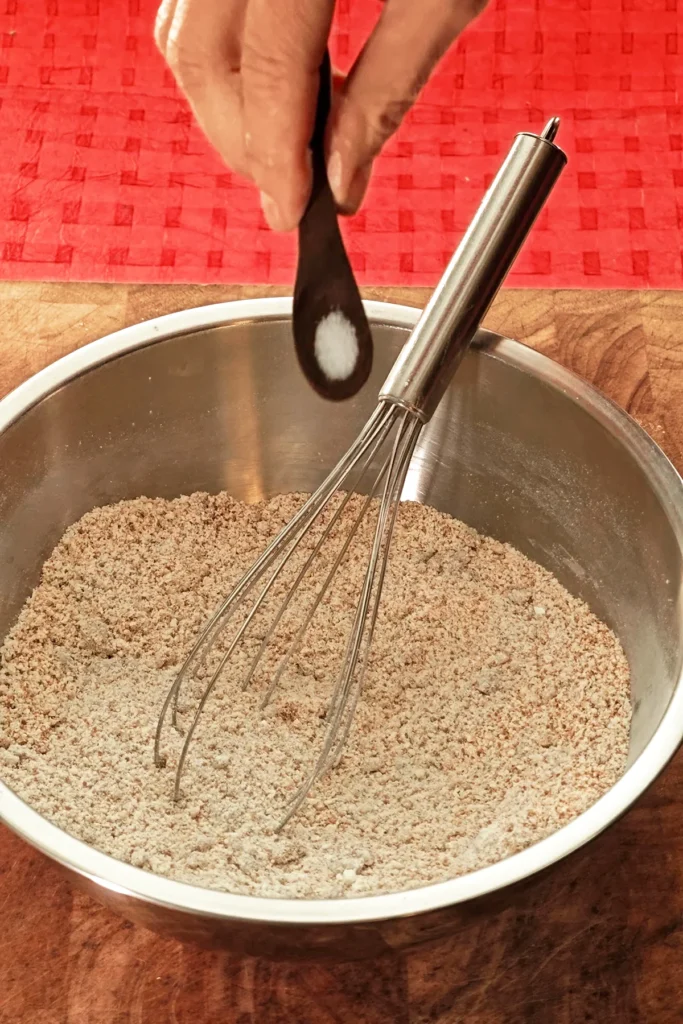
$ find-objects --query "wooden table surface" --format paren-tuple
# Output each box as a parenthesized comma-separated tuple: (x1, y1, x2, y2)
(2, 282, 683, 1023)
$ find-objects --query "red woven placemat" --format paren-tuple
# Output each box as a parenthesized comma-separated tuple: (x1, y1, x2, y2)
(0, 0, 681, 288)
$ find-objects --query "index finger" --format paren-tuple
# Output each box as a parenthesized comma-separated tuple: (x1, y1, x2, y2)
(241, 0, 335, 231)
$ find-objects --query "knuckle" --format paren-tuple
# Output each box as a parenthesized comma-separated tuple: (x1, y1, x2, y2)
(240, 41, 292, 91)
(376, 98, 411, 139)
(365, 96, 412, 151)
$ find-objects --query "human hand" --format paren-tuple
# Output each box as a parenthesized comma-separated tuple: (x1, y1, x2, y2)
(155, 0, 487, 231)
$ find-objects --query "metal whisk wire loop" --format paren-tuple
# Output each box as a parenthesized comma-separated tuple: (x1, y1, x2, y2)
(155, 403, 421, 820)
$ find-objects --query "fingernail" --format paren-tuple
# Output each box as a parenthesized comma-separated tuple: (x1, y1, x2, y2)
(340, 163, 372, 216)
(260, 191, 284, 231)
(327, 151, 343, 203)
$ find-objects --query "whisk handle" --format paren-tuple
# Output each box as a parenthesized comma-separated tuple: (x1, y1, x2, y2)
(379, 119, 567, 421)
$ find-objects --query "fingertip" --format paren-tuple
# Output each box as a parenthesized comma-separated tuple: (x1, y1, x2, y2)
(326, 152, 372, 215)
(260, 191, 287, 232)
(253, 149, 312, 232)
(325, 97, 375, 213)
(327, 150, 344, 203)
(339, 164, 373, 215)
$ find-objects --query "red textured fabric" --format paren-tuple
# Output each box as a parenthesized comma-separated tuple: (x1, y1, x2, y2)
(0, 0, 681, 288)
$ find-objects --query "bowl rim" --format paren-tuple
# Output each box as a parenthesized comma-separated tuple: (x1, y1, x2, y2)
(1, 295, 683, 927)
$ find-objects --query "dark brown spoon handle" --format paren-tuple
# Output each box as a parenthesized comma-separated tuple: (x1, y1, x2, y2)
(292, 50, 373, 402)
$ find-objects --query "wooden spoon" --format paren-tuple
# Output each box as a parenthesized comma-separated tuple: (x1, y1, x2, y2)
(292, 50, 373, 401)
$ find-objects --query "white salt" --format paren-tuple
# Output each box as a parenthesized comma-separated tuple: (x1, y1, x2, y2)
(313, 310, 359, 381)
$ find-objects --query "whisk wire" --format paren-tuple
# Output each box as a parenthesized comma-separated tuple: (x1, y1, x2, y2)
(258, 461, 390, 711)
(325, 414, 422, 773)
(278, 408, 421, 828)
(154, 403, 396, 790)
(175, 404, 392, 713)
(242, 428, 395, 701)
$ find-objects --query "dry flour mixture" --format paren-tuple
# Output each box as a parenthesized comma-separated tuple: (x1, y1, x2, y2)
(0, 492, 631, 898)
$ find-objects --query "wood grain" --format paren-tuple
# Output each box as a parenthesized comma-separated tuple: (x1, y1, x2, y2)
(1, 283, 683, 1023)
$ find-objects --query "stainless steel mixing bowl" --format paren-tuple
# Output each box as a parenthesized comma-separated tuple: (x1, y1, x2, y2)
(1, 298, 683, 960)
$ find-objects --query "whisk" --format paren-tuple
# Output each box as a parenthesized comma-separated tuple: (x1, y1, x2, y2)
(155, 119, 567, 828)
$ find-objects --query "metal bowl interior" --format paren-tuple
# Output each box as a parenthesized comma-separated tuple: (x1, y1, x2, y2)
(1, 298, 683, 959)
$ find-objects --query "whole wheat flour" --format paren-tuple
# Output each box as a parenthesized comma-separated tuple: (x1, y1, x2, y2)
(0, 492, 631, 899)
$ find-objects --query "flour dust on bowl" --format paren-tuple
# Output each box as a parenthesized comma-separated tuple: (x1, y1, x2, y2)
(0, 299, 682, 960)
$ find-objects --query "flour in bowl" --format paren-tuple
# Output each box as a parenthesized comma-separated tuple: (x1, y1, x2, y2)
(0, 492, 631, 898)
